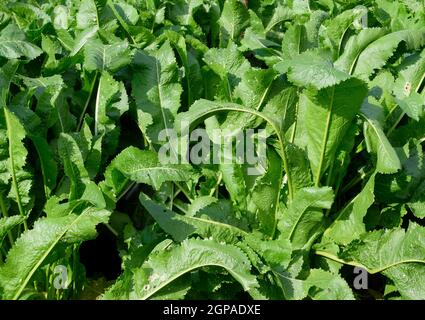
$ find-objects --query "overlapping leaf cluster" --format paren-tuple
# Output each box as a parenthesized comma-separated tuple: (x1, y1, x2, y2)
(0, 0, 425, 300)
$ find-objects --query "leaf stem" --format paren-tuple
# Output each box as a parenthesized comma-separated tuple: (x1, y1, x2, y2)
(169, 183, 174, 210)
(174, 182, 193, 203)
(77, 71, 98, 132)
(290, 102, 299, 144)
(4, 109, 28, 231)
(315, 250, 425, 274)
(209, 172, 223, 197)
(94, 75, 102, 136)
(315, 87, 336, 187)
(104, 223, 119, 237)
(117, 181, 137, 201)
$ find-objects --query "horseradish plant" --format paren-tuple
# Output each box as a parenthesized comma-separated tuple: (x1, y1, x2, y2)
(0, 0, 424, 300)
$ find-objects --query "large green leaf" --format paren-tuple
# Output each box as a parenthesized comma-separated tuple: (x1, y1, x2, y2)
(218, 0, 249, 46)
(0, 215, 24, 245)
(323, 173, 376, 245)
(219, 163, 248, 211)
(275, 49, 350, 90)
(164, 30, 203, 107)
(104, 146, 193, 193)
(76, 0, 100, 30)
(0, 205, 110, 300)
(2, 108, 32, 218)
(0, 60, 19, 108)
(167, 0, 203, 31)
(30, 135, 57, 197)
(175, 99, 295, 199)
(103, 239, 258, 300)
(203, 43, 250, 102)
(323, 7, 368, 57)
(0, 24, 42, 60)
(92, 71, 129, 156)
(302, 78, 368, 184)
(363, 115, 401, 174)
(306, 269, 355, 300)
(335, 28, 388, 74)
(132, 41, 182, 145)
(139, 193, 247, 243)
(58, 133, 90, 200)
(278, 186, 334, 249)
(352, 29, 425, 79)
(84, 39, 132, 72)
(249, 149, 282, 237)
(318, 223, 425, 299)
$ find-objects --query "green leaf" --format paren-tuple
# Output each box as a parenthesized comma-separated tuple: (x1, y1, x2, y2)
(393, 49, 425, 99)
(92, 71, 129, 157)
(132, 41, 182, 145)
(396, 93, 424, 121)
(164, 30, 203, 107)
(306, 269, 355, 300)
(265, 5, 295, 32)
(363, 116, 401, 174)
(84, 39, 132, 72)
(234, 68, 276, 110)
(0, 215, 24, 245)
(278, 186, 334, 249)
(175, 99, 297, 199)
(335, 28, 387, 74)
(321, 223, 425, 299)
(0, 205, 110, 300)
(275, 49, 351, 90)
(76, 0, 100, 30)
(70, 27, 99, 56)
(139, 193, 247, 243)
(218, 0, 250, 46)
(250, 149, 282, 236)
(168, 0, 204, 30)
(285, 143, 313, 192)
(105, 239, 258, 300)
(2, 108, 32, 218)
(104, 146, 193, 193)
(0, 24, 42, 60)
(302, 78, 368, 184)
(30, 135, 57, 197)
(0, 60, 19, 108)
(323, 173, 377, 245)
(352, 29, 425, 79)
(274, 252, 309, 300)
(203, 43, 250, 101)
(58, 133, 89, 200)
(112, 1, 139, 25)
(324, 7, 368, 56)
(220, 163, 248, 211)
(281, 24, 304, 60)
(245, 234, 292, 269)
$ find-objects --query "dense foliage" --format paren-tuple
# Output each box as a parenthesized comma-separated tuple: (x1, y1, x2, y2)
(1, 0, 425, 300)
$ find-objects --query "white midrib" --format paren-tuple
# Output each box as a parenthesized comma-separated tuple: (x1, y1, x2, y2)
(155, 56, 178, 158)
(155, 57, 169, 131)
(94, 76, 102, 136)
